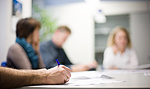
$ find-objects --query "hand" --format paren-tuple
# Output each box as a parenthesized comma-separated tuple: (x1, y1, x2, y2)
(113, 44, 119, 55)
(44, 65, 71, 84)
(71, 61, 98, 72)
(32, 28, 40, 52)
(32, 40, 39, 52)
(110, 67, 118, 70)
(87, 61, 98, 69)
(71, 64, 89, 72)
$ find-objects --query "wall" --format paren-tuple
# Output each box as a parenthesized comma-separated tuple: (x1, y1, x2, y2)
(0, 0, 8, 64)
(130, 12, 150, 65)
(0, 0, 32, 64)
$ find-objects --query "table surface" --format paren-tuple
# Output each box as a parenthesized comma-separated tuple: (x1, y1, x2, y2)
(19, 69, 150, 89)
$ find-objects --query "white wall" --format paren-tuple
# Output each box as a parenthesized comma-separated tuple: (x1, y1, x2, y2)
(0, 0, 8, 64)
(0, 0, 32, 64)
(130, 12, 150, 65)
(46, 3, 95, 64)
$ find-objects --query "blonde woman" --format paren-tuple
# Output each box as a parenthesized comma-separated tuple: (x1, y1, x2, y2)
(103, 26, 138, 69)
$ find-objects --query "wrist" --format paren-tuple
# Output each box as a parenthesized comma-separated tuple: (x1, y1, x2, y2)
(31, 69, 48, 85)
(35, 51, 40, 55)
(39, 70, 49, 84)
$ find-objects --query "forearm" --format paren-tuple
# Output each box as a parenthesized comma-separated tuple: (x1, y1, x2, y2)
(0, 67, 46, 89)
(36, 52, 46, 68)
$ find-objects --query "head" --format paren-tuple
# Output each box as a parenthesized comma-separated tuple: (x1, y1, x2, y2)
(52, 26, 71, 47)
(107, 26, 132, 49)
(16, 18, 41, 44)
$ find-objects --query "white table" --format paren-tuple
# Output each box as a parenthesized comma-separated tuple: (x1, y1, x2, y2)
(19, 69, 150, 89)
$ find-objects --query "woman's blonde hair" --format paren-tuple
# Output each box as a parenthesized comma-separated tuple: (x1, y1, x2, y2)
(107, 26, 132, 48)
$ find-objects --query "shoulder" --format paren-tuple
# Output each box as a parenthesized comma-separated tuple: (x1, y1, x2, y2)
(8, 43, 24, 53)
(40, 40, 56, 53)
(104, 47, 113, 52)
(7, 43, 27, 59)
(40, 40, 51, 48)
(126, 47, 136, 53)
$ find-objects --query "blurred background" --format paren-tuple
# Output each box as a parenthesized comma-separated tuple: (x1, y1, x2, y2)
(0, 0, 150, 66)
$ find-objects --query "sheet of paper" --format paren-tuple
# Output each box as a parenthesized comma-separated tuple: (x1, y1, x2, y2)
(71, 71, 102, 79)
(66, 78, 124, 86)
(144, 72, 150, 76)
(66, 71, 124, 86)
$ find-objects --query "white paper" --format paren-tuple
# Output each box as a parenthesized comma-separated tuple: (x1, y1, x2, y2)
(144, 72, 150, 76)
(71, 71, 102, 79)
(66, 71, 124, 86)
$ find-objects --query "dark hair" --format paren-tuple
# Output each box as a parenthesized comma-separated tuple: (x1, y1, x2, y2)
(57, 26, 71, 34)
(16, 18, 41, 38)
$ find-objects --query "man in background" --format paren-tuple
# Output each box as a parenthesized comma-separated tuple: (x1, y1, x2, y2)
(40, 26, 97, 72)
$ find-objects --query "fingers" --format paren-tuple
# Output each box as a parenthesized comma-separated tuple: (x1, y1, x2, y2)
(63, 74, 69, 83)
(60, 65, 71, 78)
(56, 67, 70, 84)
(57, 65, 71, 83)
(87, 61, 98, 69)
(60, 65, 71, 72)
(46, 66, 71, 85)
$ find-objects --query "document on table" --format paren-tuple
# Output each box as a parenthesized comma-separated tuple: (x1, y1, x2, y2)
(66, 71, 124, 86)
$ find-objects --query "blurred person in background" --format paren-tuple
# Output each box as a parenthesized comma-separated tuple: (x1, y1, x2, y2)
(7, 18, 45, 69)
(103, 26, 138, 69)
(40, 26, 97, 72)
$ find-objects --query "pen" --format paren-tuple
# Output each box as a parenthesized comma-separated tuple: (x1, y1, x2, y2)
(55, 59, 60, 67)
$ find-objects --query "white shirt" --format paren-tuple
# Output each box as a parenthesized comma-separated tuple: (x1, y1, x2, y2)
(103, 47, 139, 69)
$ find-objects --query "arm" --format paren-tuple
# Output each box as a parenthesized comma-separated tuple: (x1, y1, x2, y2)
(61, 49, 73, 68)
(126, 48, 139, 69)
(0, 65, 71, 89)
(0, 67, 43, 88)
(61, 49, 98, 72)
(103, 47, 116, 69)
(7, 44, 32, 69)
(36, 51, 45, 68)
(40, 45, 58, 69)
(31, 39, 45, 69)
(71, 61, 98, 72)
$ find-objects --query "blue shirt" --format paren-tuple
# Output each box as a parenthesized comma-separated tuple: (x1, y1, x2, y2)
(40, 40, 73, 69)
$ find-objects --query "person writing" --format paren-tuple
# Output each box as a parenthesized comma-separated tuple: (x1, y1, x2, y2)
(40, 26, 97, 72)
(7, 18, 45, 69)
(0, 65, 71, 89)
(103, 26, 138, 69)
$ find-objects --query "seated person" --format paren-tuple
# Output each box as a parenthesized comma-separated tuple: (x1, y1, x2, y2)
(103, 26, 139, 69)
(40, 26, 97, 72)
(7, 18, 45, 69)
